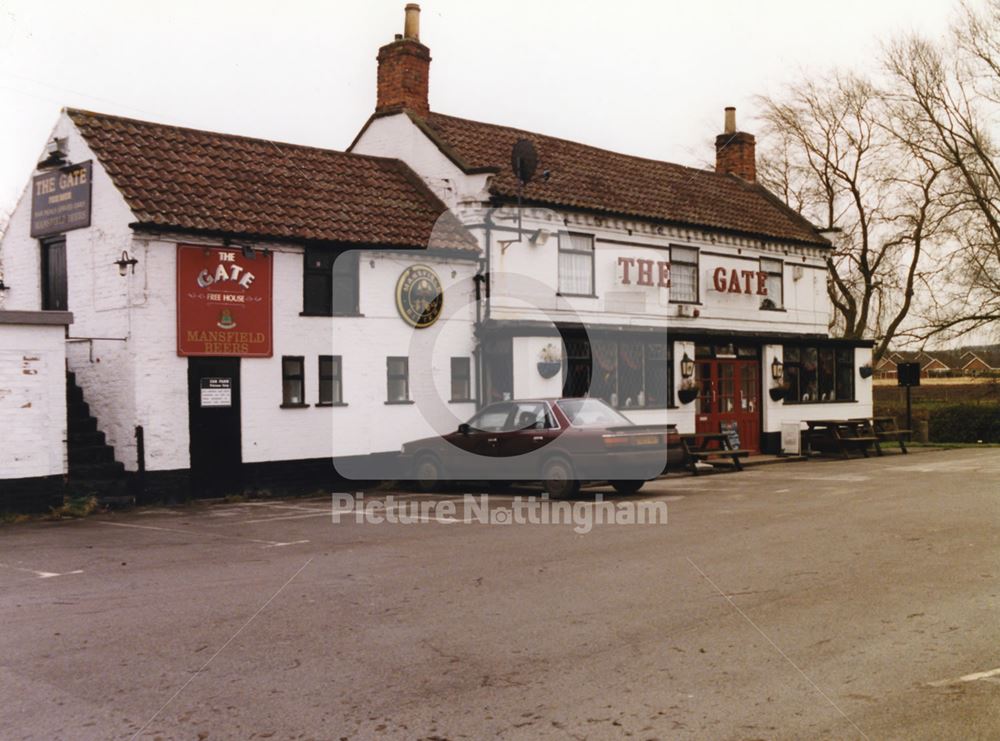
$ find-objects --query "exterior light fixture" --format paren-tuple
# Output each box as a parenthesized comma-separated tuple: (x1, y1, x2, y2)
(114, 250, 138, 276)
(680, 352, 695, 379)
(771, 356, 784, 381)
(0, 276, 9, 292)
(37, 137, 68, 169)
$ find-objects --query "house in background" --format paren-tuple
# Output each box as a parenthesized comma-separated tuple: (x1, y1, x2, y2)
(874, 347, 1000, 380)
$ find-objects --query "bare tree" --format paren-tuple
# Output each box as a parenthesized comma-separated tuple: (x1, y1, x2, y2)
(884, 0, 1000, 343)
(757, 73, 949, 360)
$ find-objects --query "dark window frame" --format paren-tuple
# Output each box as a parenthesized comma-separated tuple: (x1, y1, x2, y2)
(669, 245, 699, 304)
(557, 232, 596, 297)
(302, 248, 361, 317)
(782, 344, 855, 404)
(386, 356, 412, 405)
(317, 355, 345, 406)
(40, 234, 68, 311)
(450, 356, 473, 403)
(565, 335, 672, 410)
(280, 356, 308, 408)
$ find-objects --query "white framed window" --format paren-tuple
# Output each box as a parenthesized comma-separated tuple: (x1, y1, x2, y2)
(558, 233, 595, 296)
(669, 246, 699, 303)
(760, 257, 783, 309)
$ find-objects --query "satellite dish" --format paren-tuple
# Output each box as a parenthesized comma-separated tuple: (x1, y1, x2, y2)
(511, 139, 538, 184)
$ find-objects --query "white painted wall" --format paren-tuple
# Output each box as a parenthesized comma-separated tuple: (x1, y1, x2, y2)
(0, 321, 68, 480)
(350, 113, 492, 209)
(0, 112, 141, 471)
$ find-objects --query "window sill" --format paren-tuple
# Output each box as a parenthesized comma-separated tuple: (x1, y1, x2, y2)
(760, 306, 787, 312)
(279, 403, 310, 409)
(450, 398, 474, 404)
(615, 406, 670, 412)
(385, 400, 415, 405)
(783, 399, 858, 405)
(557, 292, 599, 299)
(316, 402, 348, 407)
(669, 300, 702, 306)
(299, 311, 365, 318)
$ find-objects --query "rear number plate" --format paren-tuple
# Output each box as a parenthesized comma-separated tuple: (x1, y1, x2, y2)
(634, 435, 660, 446)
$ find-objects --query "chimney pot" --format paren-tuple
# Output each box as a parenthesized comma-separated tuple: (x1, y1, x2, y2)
(404, 3, 420, 40)
(724, 106, 736, 135)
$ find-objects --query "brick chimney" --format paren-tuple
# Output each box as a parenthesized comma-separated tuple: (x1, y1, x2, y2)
(376, 4, 431, 116)
(715, 107, 756, 182)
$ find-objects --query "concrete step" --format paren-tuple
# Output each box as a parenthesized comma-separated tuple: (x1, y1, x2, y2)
(68, 445, 115, 465)
(69, 461, 126, 480)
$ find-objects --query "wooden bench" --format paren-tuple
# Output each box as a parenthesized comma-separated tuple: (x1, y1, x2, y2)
(870, 416, 912, 454)
(680, 432, 750, 475)
(805, 420, 879, 459)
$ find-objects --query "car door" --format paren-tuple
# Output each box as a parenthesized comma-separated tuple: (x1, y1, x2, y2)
(451, 403, 514, 478)
(502, 401, 560, 462)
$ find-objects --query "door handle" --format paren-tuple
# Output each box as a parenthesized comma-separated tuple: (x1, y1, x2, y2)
(487, 437, 499, 443)
(532, 435, 544, 441)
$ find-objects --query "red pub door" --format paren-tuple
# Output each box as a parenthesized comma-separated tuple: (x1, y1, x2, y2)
(695, 358, 761, 452)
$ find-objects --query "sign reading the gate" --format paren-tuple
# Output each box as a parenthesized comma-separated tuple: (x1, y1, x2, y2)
(30, 161, 93, 238)
(177, 245, 272, 357)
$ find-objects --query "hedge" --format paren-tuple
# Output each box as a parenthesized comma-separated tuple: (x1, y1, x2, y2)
(928, 403, 1000, 443)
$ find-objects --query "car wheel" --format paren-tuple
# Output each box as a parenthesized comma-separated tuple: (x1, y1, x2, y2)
(542, 457, 580, 499)
(414, 454, 446, 493)
(611, 480, 644, 495)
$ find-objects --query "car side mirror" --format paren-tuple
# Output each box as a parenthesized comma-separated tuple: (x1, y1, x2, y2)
(458, 423, 471, 435)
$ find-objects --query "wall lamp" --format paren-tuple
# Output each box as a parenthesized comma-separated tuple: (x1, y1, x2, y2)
(114, 250, 138, 276)
(0, 276, 9, 292)
(771, 356, 784, 381)
(680, 352, 695, 379)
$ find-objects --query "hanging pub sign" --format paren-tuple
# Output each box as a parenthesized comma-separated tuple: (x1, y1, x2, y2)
(395, 264, 443, 328)
(177, 245, 273, 357)
(30, 161, 93, 238)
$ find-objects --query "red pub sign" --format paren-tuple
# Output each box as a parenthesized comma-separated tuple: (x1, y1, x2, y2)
(176, 245, 273, 357)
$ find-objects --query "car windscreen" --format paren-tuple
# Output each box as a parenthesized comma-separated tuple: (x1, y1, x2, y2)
(556, 398, 632, 428)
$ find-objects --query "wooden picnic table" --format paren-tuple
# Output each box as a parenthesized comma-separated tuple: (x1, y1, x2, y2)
(871, 416, 912, 454)
(804, 419, 879, 459)
(680, 432, 751, 475)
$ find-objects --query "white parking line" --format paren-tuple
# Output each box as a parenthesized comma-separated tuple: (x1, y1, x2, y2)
(0, 562, 84, 579)
(97, 520, 309, 548)
(928, 667, 1000, 687)
(241, 511, 332, 525)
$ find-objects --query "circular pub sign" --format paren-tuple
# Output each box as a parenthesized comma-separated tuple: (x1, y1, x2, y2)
(395, 264, 444, 328)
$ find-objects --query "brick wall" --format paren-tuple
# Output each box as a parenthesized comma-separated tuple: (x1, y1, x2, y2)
(376, 39, 431, 116)
(715, 131, 756, 182)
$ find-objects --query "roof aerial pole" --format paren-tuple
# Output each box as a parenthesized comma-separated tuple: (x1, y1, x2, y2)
(511, 138, 537, 240)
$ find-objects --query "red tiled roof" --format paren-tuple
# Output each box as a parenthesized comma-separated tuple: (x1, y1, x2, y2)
(403, 111, 829, 247)
(67, 109, 477, 253)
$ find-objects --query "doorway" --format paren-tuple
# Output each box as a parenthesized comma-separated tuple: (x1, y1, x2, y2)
(40, 236, 67, 311)
(694, 357, 761, 452)
(187, 357, 242, 495)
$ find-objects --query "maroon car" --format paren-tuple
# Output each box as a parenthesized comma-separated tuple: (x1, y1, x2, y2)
(401, 398, 682, 497)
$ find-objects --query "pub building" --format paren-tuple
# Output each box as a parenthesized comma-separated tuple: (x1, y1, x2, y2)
(0, 5, 873, 503)
(350, 5, 874, 454)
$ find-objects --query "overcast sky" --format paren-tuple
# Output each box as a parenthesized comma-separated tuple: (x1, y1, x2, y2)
(0, 0, 958, 214)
